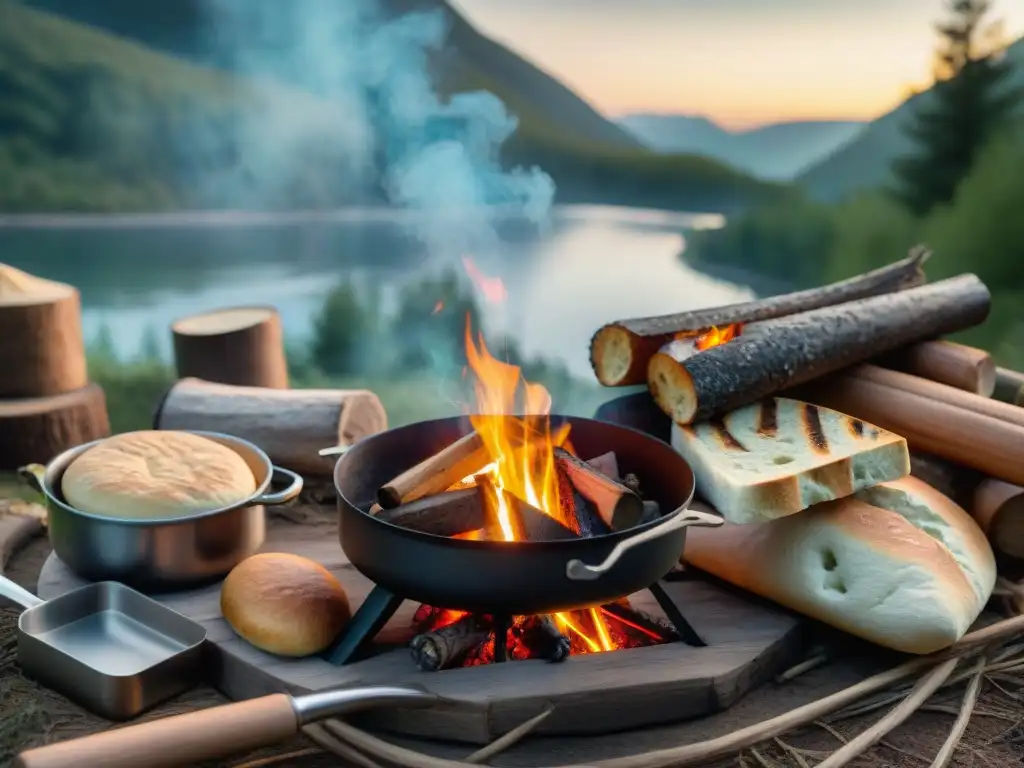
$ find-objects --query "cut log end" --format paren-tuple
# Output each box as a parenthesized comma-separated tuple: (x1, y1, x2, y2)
(647, 349, 698, 424)
(171, 306, 279, 336)
(590, 324, 654, 387)
(0, 263, 76, 307)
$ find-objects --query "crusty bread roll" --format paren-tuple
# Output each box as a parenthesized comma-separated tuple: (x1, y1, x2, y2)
(62, 430, 257, 518)
(683, 476, 996, 654)
(221, 553, 351, 657)
(671, 397, 909, 524)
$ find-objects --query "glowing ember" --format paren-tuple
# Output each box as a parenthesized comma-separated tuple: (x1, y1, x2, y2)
(461, 256, 508, 304)
(694, 323, 743, 351)
(432, 300, 445, 314)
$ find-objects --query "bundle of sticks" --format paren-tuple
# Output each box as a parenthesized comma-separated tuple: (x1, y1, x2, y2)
(371, 430, 670, 671)
(590, 245, 1024, 562)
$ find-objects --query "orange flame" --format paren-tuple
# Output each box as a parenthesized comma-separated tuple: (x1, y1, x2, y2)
(695, 322, 743, 351)
(462, 257, 508, 304)
(463, 317, 617, 653)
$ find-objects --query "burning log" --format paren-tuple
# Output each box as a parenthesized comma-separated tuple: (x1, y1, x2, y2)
(376, 424, 571, 509)
(527, 616, 572, 662)
(376, 484, 577, 541)
(590, 248, 929, 387)
(876, 340, 995, 396)
(377, 432, 488, 509)
(554, 447, 644, 530)
(171, 306, 289, 389)
(792, 371, 1024, 486)
(993, 368, 1024, 406)
(410, 614, 492, 671)
(586, 451, 619, 481)
(601, 602, 677, 642)
(648, 274, 991, 425)
(472, 474, 579, 542)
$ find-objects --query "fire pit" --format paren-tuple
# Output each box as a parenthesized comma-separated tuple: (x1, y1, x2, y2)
(330, 414, 720, 670)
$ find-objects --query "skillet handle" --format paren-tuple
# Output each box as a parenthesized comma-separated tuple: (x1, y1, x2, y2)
(565, 507, 723, 581)
(252, 466, 304, 506)
(14, 694, 300, 768)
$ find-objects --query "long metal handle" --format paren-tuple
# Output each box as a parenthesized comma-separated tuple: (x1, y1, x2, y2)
(565, 507, 723, 581)
(291, 685, 436, 724)
(0, 573, 44, 610)
(14, 687, 437, 768)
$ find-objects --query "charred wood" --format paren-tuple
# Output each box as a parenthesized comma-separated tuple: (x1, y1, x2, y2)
(530, 616, 572, 662)
(590, 248, 929, 386)
(649, 274, 991, 424)
(410, 615, 491, 671)
(554, 447, 644, 530)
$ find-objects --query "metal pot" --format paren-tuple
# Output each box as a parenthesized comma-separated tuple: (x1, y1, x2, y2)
(334, 415, 722, 615)
(21, 431, 304, 592)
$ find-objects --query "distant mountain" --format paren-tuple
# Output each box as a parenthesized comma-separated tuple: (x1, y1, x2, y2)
(25, 0, 642, 152)
(1, 2, 786, 213)
(798, 37, 1024, 201)
(618, 113, 865, 180)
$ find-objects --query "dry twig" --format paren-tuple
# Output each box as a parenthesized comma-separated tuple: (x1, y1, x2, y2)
(774, 650, 829, 684)
(466, 707, 556, 764)
(930, 656, 986, 768)
(815, 658, 958, 768)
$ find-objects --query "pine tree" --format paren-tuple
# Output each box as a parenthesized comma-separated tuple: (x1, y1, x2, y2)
(892, 0, 1021, 217)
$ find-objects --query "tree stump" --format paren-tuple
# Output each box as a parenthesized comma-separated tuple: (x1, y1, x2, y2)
(171, 307, 289, 389)
(0, 384, 111, 469)
(0, 264, 88, 398)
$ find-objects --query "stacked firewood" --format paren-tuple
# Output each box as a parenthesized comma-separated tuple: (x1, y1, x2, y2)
(589, 246, 1024, 563)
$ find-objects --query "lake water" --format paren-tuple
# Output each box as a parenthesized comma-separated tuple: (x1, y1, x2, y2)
(0, 204, 754, 379)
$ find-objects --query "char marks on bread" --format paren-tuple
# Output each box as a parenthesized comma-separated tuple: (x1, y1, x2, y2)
(61, 430, 257, 519)
(683, 476, 996, 654)
(671, 397, 910, 524)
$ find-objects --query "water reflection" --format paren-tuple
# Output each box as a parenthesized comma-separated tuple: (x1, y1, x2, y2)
(0, 205, 748, 377)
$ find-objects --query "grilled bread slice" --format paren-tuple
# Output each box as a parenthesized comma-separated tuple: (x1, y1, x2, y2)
(671, 396, 909, 524)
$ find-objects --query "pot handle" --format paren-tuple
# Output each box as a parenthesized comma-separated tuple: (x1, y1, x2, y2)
(565, 506, 723, 581)
(16, 464, 46, 494)
(253, 467, 304, 506)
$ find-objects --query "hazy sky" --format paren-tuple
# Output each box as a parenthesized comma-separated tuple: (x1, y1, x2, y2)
(451, 0, 1024, 129)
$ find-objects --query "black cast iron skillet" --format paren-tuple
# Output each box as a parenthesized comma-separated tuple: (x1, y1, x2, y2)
(334, 415, 722, 616)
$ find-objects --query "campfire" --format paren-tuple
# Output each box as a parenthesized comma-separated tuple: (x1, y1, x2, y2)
(370, 323, 680, 671)
(364, 321, 684, 671)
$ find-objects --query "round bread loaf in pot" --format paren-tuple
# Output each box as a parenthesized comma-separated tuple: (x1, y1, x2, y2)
(61, 430, 257, 518)
(683, 476, 996, 654)
(221, 553, 352, 657)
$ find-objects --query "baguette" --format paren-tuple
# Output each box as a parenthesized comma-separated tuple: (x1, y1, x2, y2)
(683, 476, 996, 654)
(671, 397, 909, 524)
